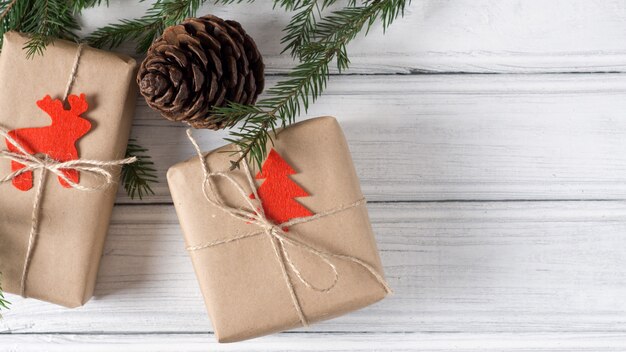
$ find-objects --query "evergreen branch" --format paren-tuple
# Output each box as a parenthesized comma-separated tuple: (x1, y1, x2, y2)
(122, 139, 157, 200)
(87, 16, 162, 53)
(69, 0, 108, 13)
(280, 0, 318, 58)
(20, 0, 80, 57)
(279, 0, 346, 58)
(215, 0, 410, 169)
(86, 2, 170, 53)
(0, 0, 17, 23)
(0, 0, 30, 48)
(0, 274, 10, 316)
(218, 44, 331, 169)
(1, 0, 409, 193)
(87, 0, 251, 53)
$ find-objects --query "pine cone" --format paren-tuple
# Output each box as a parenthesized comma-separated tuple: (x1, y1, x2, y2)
(137, 15, 265, 129)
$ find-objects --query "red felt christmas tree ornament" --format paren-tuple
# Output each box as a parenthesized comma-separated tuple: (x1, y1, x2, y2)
(250, 149, 313, 225)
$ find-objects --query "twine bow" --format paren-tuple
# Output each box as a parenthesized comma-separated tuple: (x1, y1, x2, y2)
(0, 128, 136, 191)
(0, 43, 136, 297)
(185, 129, 391, 326)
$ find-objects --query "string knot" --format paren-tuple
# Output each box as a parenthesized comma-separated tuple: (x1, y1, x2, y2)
(265, 224, 281, 234)
(1, 128, 137, 191)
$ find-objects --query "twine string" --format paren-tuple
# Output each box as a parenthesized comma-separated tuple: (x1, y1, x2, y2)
(0, 43, 136, 297)
(63, 43, 84, 102)
(185, 129, 391, 326)
(1, 128, 136, 190)
(20, 162, 46, 296)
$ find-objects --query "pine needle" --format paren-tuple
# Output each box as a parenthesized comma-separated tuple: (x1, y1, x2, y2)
(0, 0, 17, 22)
(85, 0, 410, 169)
(215, 0, 411, 169)
(10, 0, 80, 58)
(1, 0, 410, 190)
(0, 274, 10, 315)
(122, 138, 157, 200)
(87, 0, 247, 53)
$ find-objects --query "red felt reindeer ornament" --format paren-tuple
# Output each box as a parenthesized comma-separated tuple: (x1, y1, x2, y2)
(250, 149, 313, 226)
(5, 94, 92, 191)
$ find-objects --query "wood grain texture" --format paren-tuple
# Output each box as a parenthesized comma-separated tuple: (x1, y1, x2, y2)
(3, 333, 626, 352)
(119, 73, 626, 203)
(2, 201, 626, 339)
(78, 0, 626, 74)
(3, 1, 626, 350)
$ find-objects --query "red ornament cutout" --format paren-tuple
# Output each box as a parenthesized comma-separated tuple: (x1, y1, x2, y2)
(250, 149, 313, 225)
(5, 94, 92, 191)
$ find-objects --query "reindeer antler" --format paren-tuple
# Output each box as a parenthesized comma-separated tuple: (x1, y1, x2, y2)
(36, 95, 64, 122)
(67, 94, 88, 116)
(35, 94, 88, 123)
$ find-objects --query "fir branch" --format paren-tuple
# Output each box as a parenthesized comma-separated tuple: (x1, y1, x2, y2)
(0, 0, 17, 22)
(122, 139, 157, 200)
(0, 0, 28, 48)
(280, 0, 318, 58)
(86, 2, 168, 53)
(87, 0, 249, 53)
(0, 1, 85, 55)
(69, 0, 108, 13)
(0, 0, 408, 191)
(21, 0, 80, 58)
(279, 0, 346, 58)
(0, 274, 10, 315)
(87, 16, 162, 53)
(215, 0, 411, 169)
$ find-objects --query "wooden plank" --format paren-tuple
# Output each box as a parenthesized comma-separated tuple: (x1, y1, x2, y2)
(3, 332, 626, 352)
(79, 0, 626, 74)
(2, 201, 626, 334)
(118, 73, 626, 203)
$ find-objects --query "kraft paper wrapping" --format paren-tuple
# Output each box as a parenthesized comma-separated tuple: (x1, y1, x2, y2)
(0, 32, 137, 307)
(167, 116, 388, 342)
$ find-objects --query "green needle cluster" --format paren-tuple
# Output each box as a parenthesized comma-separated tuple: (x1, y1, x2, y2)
(87, 0, 410, 169)
(0, 0, 409, 188)
(0, 274, 9, 315)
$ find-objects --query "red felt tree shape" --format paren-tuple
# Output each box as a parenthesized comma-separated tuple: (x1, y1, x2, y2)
(251, 149, 313, 225)
(5, 94, 92, 191)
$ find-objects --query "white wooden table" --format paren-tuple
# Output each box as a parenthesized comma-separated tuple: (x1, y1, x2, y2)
(3, 1, 626, 350)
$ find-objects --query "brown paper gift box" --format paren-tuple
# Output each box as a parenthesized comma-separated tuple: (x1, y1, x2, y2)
(0, 32, 137, 307)
(167, 116, 390, 342)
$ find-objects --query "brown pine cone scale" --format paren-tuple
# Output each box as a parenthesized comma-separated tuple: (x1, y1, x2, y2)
(137, 15, 265, 129)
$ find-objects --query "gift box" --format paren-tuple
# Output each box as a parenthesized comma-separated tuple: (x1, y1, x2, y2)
(0, 32, 137, 307)
(167, 116, 390, 342)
